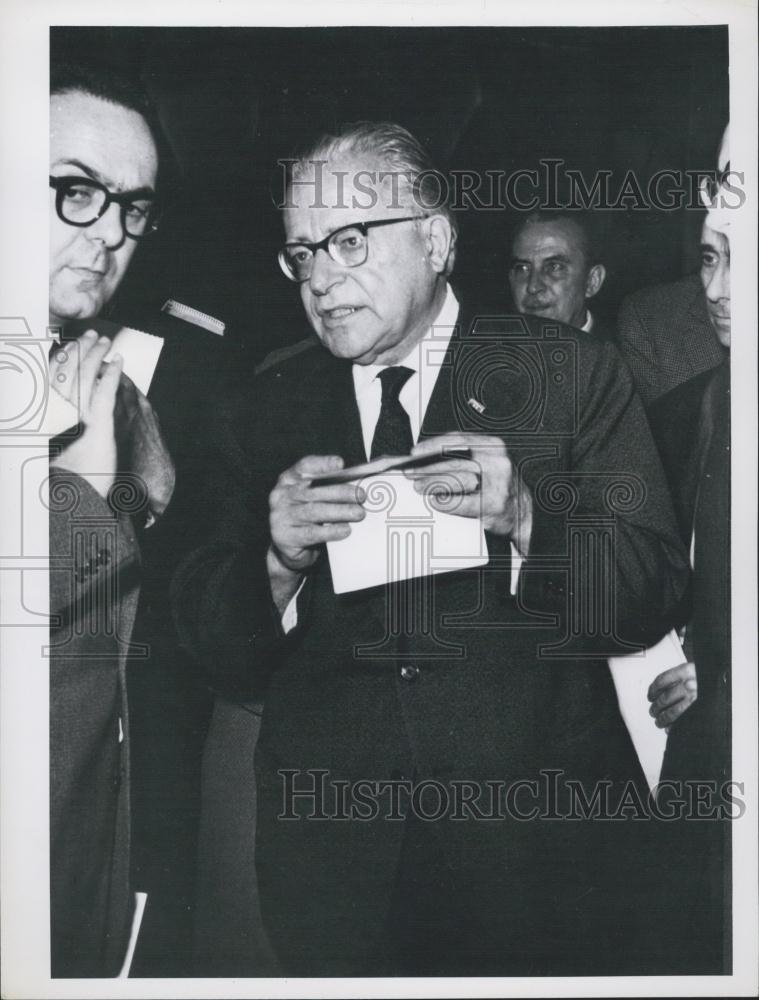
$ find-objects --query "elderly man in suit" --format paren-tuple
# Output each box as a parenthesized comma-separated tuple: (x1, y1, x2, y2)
(47, 61, 176, 977)
(174, 122, 688, 976)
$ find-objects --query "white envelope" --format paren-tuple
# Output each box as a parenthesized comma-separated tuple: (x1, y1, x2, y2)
(608, 629, 686, 792)
(326, 468, 488, 594)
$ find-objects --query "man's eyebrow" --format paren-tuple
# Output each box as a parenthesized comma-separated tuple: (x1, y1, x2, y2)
(51, 158, 109, 184)
(50, 158, 155, 198)
(285, 220, 362, 245)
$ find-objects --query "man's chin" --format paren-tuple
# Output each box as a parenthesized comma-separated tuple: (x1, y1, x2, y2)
(49, 291, 106, 327)
(708, 313, 731, 347)
(319, 325, 379, 364)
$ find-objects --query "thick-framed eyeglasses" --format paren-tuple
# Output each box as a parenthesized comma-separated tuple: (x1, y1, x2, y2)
(49, 175, 159, 240)
(278, 216, 425, 283)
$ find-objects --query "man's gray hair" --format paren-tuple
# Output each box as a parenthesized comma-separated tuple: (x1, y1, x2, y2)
(289, 121, 458, 275)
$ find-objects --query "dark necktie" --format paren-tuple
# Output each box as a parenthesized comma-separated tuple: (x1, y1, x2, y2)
(370, 366, 415, 460)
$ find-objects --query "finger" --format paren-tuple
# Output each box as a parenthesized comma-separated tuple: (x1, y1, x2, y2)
(650, 683, 688, 715)
(427, 493, 480, 518)
(294, 455, 345, 476)
(88, 354, 123, 423)
(411, 433, 471, 457)
(404, 458, 481, 478)
(281, 522, 354, 548)
(654, 693, 697, 729)
(290, 501, 366, 525)
(277, 455, 345, 487)
(647, 661, 694, 700)
(78, 337, 113, 411)
(411, 471, 481, 495)
(412, 434, 506, 458)
(273, 482, 365, 510)
(299, 482, 366, 504)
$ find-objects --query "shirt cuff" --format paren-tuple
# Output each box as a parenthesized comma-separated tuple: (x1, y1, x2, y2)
(510, 542, 524, 596)
(281, 576, 307, 634)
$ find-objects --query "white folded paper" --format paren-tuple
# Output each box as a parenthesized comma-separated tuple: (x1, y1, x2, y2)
(101, 322, 164, 395)
(608, 629, 686, 792)
(323, 461, 488, 594)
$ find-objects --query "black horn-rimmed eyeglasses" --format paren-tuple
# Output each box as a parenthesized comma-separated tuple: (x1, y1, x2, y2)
(49, 175, 159, 240)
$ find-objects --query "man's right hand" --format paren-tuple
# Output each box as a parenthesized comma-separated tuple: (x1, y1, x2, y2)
(267, 455, 365, 611)
(48, 331, 123, 499)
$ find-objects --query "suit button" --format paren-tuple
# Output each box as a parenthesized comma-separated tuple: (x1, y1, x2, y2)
(400, 664, 419, 682)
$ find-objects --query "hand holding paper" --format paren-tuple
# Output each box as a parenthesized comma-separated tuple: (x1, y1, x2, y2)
(267, 455, 366, 609)
(408, 433, 533, 554)
(48, 331, 123, 498)
(647, 660, 698, 729)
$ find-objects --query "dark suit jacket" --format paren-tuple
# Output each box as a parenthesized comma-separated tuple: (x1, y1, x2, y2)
(174, 307, 689, 975)
(49, 315, 231, 977)
(123, 316, 233, 975)
(49, 470, 141, 977)
(646, 360, 731, 975)
(617, 272, 727, 408)
(648, 363, 731, 785)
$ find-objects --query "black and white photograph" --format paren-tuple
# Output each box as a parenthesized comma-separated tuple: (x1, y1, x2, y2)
(0, 1, 756, 997)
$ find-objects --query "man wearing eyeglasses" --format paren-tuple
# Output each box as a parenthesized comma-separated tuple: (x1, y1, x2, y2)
(175, 122, 688, 976)
(47, 62, 176, 978)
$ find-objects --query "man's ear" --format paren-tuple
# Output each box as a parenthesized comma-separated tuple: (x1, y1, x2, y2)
(585, 264, 606, 299)
(422, 214, 454, 274)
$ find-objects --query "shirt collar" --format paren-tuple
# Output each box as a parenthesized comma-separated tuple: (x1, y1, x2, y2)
(353, 284, 459, 393)
(580, 309, 594, 333)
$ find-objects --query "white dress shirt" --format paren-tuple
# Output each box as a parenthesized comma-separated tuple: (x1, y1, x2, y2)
(352, 283, 459, 459)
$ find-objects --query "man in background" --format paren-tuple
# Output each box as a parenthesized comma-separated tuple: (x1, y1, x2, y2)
(508, 209, 609, 334)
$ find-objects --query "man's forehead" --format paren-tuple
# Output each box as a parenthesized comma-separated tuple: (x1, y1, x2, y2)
(513, 219, 585, 259)
(50, 91, 158, 190)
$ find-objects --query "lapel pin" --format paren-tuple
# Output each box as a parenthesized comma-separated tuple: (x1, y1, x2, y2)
(468, 397, 486, 414)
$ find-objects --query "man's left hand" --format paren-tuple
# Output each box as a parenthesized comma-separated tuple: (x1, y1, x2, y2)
(647, 661, 698, 729)
(405, 433, 532, 553)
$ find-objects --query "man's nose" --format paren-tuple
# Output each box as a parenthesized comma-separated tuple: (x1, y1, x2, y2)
(526, 268, 544, 295)
(706, 261, 730, 303)
(309, 247, 345, 295)
(87, 202, 127, 250)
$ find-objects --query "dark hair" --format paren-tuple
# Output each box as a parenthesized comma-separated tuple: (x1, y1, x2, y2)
(50, 59, 169, 190)
(512, 209, 606, 267)
(288, 121, 458, 275)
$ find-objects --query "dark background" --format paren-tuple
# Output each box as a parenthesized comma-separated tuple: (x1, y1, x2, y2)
(53, 25, 728, 365)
